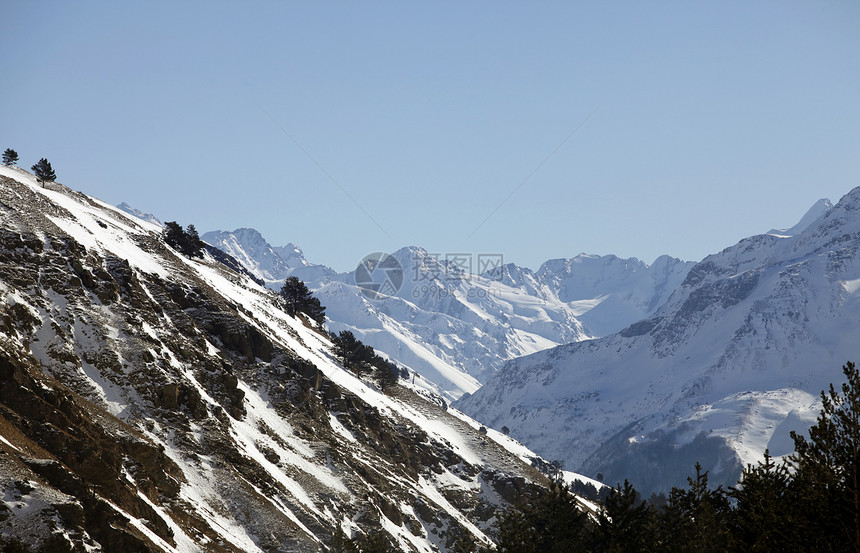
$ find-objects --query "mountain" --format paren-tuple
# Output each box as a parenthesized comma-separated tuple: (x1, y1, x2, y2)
(202, 233, 692, 401)
(456, 190, 857, 495)
(766, 198, 833, 237)
(201, 228, 336, 292)
(117, 202, 163, 227)
(531, 254, 695, 337)
(0, 165, 583, 552)
(272, 242, 312, 270)
(317, 247, 593, 399)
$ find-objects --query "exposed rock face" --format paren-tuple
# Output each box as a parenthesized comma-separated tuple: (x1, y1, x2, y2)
(0, 168, 558, 552)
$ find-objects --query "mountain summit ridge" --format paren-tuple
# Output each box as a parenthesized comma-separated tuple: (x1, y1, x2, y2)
(201, 230, 694, 399)
(455, 186, 860, 495)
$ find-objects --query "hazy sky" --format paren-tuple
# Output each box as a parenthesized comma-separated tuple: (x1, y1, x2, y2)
(3, 1, 858, 271)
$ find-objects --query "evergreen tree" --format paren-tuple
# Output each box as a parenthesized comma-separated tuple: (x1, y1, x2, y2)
(377, 358, 399, 392)
(185, 224, 200, 246)
(163, 221, 185, 251)
(183, 224, 204, 257)
(331, 330, 374, 377)
(2, 148, 18, 166)
(162, 221, 204, 258)
(279, 276, 305, 317)
(305, 295, 326, 326)
(730, 450, 797, 552)
(279, 276, 325, 325)
(592, 479, 658, 553)
(495, 481, 589, 553)
(495, 498, 538, 553)
(31, 158, 56, 186)
(658, 463, 734, 553)
(788, 361, 860, 553)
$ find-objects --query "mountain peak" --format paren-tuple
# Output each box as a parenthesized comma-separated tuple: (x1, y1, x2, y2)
(202, 228, 295, 283)
(116, 201, 163, 227)
(766, 197, 833, 237)
(457, 186, 860, 496)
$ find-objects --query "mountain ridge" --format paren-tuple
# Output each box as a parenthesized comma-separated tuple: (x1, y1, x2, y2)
(198, 231, 694, 400)
(0, 165, 583, 552)
(455, 187, 858, 494)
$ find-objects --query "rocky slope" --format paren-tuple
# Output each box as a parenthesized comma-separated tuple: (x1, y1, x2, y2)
(456, 189, 855, 495)
(0, 166, 571, 552)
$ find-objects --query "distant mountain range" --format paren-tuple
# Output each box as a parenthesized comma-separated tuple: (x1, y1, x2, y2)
(139, 186, 850, 498)
(457, 194, 854, 494)
(201, 230, 693, 400)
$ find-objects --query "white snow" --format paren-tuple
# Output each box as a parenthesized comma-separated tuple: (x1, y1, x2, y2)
(0, 165, 622, 549)
(458, 188, 860, 493)
(198, 232, 694, 401)
(0, 435, 20, 451)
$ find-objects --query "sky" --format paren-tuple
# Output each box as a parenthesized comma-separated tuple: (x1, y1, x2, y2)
(2, 1, 859, 272)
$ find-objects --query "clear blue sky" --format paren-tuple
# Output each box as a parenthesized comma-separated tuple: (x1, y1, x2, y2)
(3, 1, 858, 272)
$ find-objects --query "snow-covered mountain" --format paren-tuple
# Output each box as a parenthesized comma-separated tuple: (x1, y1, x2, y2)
(0, 165, 587, 552)
(320, 247, 594, 398)
(202, 230, 692, 401)
(201, 228, 336, 287)
(766, 197, 833, 237)
(117, 201, 162, 227)
(456, 190, 855, 495)
(529, 254, 695, 337)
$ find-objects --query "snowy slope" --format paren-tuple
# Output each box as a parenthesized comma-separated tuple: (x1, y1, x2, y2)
(531, 254, 695, 337)
(202, 231, 692, 401)
(0, 165, 587, 552)
(320, 246, 595, 399)
(456, 189, 859, 495)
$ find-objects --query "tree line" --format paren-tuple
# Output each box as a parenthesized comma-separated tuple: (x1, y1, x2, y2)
(491, 361, 860, 553)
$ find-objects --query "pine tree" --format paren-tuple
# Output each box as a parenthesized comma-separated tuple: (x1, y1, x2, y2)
(331, 330, 373, 377)
(377, 358, 399, 392)
(163, 222, 185, 251)
(280, 276, 304, 317)
(31, 158, 56, 186)
(2, 148, 18, 166)
(495, 498, 537, 553)
(788, 361, 860, 553)
(592, 479, 658, 552)
(279, 276, 325, 325)
(658, 463, 734, 553)
(183, 224, 204, 258)
(162, 221, 204, 258)
(729, 450, 797, 552)
(305, 296, 326, 326)
(495, 481, 589, 553)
